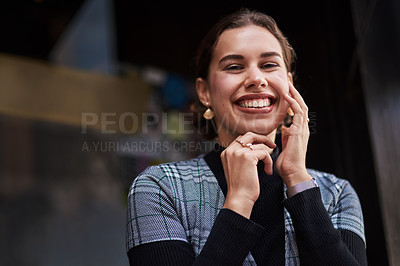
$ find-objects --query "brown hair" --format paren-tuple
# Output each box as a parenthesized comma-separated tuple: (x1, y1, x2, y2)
(192, 9, 296, 140)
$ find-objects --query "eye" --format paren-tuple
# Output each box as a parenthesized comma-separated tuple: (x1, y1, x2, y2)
(261, 62, 279, 69)
(223, 64, 244, 71)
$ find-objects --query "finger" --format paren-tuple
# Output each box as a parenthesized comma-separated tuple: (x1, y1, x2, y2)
(288, 81, 308, 112)
(287, 82, 309, 128)
(245, 143, 272, 152)
(280, 126, 289, 150)
(243, 146, 273, 175)
(283, 94, 309, 136)
(284, 92, 303, 116)
(263, 153, 274, 175)
(233, 137, 246, 148)
(284, 93, 304, 126)
(289, 84, 310, 132)
(224, 138, 271, 160)
(240, 132, 277, 149)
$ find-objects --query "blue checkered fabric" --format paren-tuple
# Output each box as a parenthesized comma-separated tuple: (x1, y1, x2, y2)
(126, 156, 365, 265)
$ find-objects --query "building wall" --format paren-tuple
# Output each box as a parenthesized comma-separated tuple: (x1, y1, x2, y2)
(351, 0, 400, 265)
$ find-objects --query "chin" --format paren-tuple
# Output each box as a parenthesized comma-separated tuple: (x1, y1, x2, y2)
(236, 122, 278, 136)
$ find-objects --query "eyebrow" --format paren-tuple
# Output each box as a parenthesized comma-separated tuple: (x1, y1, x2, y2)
(260, 51, 282, 59)
(218, 52, 282, 64)
(218, 54, 244, 64)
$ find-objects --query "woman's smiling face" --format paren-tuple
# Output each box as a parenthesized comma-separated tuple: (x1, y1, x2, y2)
(197, 25, 291, 144)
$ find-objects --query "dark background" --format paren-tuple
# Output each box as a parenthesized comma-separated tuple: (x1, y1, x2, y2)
(0, 0, 390, 265)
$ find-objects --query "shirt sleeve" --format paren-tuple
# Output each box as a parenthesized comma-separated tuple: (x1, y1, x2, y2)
(127, 209, 264, 266)
(330, 180, 366, 244)
(126, 167, 188, 249)
(283, 187, 367, 265)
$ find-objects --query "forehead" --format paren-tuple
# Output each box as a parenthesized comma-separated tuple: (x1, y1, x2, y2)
(213, 25, 283, 59)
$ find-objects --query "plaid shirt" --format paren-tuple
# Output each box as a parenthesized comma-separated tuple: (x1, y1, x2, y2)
(126, 156, 365, 265)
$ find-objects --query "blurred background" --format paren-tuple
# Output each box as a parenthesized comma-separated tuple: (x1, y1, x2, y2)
(0, 0, 399, 265)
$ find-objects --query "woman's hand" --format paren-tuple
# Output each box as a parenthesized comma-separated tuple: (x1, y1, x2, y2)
(221, 132, 276, 219)
(276, 81, 313, 187)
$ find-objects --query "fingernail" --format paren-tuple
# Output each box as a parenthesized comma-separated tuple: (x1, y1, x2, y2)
(288, 107, 294, 116)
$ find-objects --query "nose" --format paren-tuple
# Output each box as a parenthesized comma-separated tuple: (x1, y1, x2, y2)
(244, 66, 268, 89)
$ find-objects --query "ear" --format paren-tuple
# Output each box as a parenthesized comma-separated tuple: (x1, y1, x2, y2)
(287, 72, 294, 84)
(196, 77, 211, 106)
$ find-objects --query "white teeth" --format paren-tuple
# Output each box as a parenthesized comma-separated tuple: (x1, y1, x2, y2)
(238, 98, 271, 108)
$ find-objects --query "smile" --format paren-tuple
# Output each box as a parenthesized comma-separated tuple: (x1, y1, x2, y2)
(237, 98, 271, 108)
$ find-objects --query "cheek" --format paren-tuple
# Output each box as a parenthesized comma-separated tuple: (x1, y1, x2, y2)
(268, 72, 290, 95)
(209, 73, 237, 104)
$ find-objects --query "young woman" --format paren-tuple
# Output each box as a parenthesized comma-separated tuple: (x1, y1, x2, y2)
(126, 9, 367, 265)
